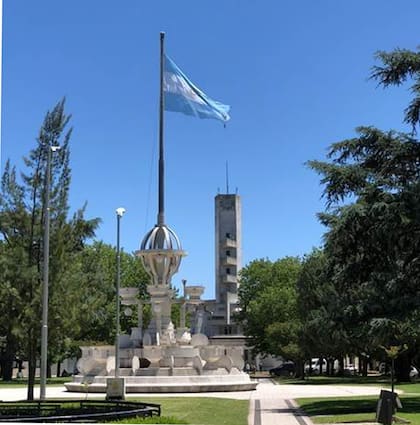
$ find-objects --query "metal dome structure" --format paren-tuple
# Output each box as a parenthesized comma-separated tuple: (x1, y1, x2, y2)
(137, 224, 186, 287)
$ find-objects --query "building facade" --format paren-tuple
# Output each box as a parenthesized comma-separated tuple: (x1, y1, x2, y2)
(206, 193, 242, 337)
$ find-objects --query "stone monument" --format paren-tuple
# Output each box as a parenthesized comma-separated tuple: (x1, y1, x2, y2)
(65, 33, 256, 393)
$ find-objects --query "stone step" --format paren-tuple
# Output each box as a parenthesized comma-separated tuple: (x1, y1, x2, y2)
(119, 368, 133, 376)
(135, 367, 199, 377)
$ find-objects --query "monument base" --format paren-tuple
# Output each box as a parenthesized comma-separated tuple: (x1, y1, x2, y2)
(66, 370, 256, 393)
(106, 377, 126, 400)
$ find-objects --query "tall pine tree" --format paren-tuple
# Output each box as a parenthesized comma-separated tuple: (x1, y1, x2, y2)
(0, 100, 99, 399)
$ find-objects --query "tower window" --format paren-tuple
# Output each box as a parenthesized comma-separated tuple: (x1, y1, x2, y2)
(226, 250, 231, 256)
(226, 268, 231, 275)
(226, 232, 232, 238)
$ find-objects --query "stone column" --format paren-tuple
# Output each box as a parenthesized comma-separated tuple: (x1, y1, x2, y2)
(154, 303, 162, 345)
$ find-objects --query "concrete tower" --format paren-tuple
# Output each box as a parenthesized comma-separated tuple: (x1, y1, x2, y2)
(211, 193, 242, 335)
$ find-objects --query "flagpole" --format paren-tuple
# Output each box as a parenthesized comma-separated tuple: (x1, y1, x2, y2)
(158, 32, 165, 226)
(0, 0, 3, 174)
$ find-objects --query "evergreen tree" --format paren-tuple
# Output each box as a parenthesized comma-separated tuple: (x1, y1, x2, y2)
(309, 127, 420, 381)
(305, 46, 420, 381)
(371, 47, 420, 132)
(0, 100, 99, 399)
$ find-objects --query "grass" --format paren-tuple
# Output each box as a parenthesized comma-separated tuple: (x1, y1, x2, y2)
(0, 381, 248, 424)
(0, 386, 248, 424)
(296, 394, 420, 425)
(109, 416, 186, 424)
(273, 374, 420, 391)
(393, 383, 420, 394)
(122, 397, 249, 425)
(273, 375, 388, 385)
(6, 374, 420, 424)
(0, 376, 69, 387)
(276, 375, 420, 399)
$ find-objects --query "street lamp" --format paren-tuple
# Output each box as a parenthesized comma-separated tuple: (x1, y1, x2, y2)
(115, 207, 126, 378)
(40, 145, 60, 400)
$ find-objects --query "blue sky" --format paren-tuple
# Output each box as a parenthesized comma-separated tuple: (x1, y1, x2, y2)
(3, 1, 420, 299)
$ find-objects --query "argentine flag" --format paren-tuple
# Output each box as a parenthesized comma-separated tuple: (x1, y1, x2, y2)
(164, 54, 230, 123)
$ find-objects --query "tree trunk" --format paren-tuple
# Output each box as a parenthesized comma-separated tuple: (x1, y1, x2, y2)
(362, 357, 368, 377)
(337, 357, 344, 376)
(56, 361, 61, 378)
(2, 357, 13, 381)
(395, 353, 411, 382)
(295, 359, 305, 380)
(27, 334, 36, 401)
(2, 338, 15, 381)
(327, 358, 335, 376)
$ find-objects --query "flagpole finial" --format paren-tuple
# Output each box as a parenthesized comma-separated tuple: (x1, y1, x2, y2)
(160, 31, 165, 39)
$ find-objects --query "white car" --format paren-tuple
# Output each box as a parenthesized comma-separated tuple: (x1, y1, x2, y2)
(379, 363, 418, 381)
(305, 358, 327, 375)
(344, 364, 357, 375)
(410, 366, 418, 381)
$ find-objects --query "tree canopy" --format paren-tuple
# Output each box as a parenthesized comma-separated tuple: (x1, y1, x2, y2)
(305, 46, 420, 380)
(236, 46, 420, 380)
(237, 257, 303, 362)
(0, 101, 99, 397)
(371, 47, 420, 132)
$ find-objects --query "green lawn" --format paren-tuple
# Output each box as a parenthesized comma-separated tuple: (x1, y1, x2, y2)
(394, 382, 420, 394)
(273, 375, 389, 385)
(0, 377, 69, 387)
(0, 380, 249, 424)
(296, 394, 420, 425)
(274, 374, 420, 391)
(109, 415, 187, 424)
(122, 397, 249, 425)
(5, 375, 420, 424)
(0, 396, 248, 425)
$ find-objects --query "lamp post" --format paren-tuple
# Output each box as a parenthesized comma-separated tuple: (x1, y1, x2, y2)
(40, 145, 60, 401)
(180, 279, 187, 329)
(115, 207, 126, 378)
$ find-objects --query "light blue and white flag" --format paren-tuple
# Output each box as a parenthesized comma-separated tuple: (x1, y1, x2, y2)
(164, 54, 230, 123)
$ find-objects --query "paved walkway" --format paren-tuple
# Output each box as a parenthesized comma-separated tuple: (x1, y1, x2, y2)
(0, 378, 386, 425)
(249, 380, 312, 425)
(248, 378, 384, 425)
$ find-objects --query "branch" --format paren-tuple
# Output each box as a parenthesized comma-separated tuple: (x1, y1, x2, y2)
(370, 49, 420, 87)
(404, 85, 420, 134)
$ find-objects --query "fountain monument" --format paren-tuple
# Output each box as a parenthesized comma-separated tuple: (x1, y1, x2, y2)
(65, 33, 256, 393)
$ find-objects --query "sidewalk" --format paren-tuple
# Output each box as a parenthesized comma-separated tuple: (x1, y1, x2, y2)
(248, 378, 384, 425)
(0, 379, 385, 425)
(249, 379, 314, 425)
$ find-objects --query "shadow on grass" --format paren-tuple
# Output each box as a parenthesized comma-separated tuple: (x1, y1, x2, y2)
(300, 398, 376, 416)
(399, 397, 420, 413)
(299, 396, 420, 416)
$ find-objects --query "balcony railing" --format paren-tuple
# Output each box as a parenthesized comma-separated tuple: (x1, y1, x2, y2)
(223, 256, 237, 266)
(222, 274, 237, 284)
(223, 238, 237, 248)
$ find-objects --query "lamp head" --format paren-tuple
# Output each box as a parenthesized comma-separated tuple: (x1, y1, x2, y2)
(116, 207, 126, 217)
